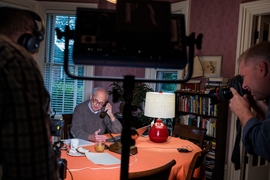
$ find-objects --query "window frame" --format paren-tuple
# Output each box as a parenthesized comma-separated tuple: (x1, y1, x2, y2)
(36, 1, 97, 102)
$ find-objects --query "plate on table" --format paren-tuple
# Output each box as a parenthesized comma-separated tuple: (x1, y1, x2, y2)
(67, 151, 85, 157)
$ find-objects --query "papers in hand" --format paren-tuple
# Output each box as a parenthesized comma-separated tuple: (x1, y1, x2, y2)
(85, 152, 120, 165)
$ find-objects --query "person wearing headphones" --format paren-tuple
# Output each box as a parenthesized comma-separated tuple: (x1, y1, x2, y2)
(0, 7, 59, 179)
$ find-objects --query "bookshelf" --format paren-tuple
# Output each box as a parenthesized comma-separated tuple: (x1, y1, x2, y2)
(174, 90, 228, 180)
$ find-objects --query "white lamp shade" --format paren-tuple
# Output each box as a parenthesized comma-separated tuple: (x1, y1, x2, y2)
(144, 92, 175, 119)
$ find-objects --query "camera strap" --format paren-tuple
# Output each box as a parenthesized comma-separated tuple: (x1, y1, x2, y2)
(231, 118, 242, 170)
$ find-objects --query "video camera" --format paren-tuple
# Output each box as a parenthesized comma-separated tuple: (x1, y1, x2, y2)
(208, 75, 251, 104)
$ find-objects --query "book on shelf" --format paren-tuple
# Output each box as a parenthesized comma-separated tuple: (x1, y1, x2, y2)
(205, 170, 214, 178)
(205, 158, 215, 165)
(205, 82, 228, 87)
(200, 118, 217, 137)
(205, 164, 215, 173)
(206, 152, 216, 159)
(205, 159, 215, 179)
(208, 77, 229, 83)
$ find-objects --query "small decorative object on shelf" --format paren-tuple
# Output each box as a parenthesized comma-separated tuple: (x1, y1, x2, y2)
(180, 80, 201, 92)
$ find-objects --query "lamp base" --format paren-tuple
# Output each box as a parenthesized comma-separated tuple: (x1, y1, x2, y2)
(109, 142, 138, 155)
(148, 119, 169, 143)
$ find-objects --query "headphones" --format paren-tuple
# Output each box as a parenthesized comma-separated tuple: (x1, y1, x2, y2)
(17, 9, 45, 54)
(0, 7, 45, 54)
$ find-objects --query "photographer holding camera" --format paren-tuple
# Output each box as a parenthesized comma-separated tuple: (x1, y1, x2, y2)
(229, 41, 270, 162)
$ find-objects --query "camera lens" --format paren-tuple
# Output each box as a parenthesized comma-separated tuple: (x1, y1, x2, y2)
(208, 86, 233, 105)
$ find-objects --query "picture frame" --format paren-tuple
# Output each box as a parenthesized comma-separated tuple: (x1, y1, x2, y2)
(198, 56, 222, 77)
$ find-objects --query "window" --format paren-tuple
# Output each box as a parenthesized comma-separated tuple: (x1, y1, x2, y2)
(37, 2, 97, 115)
(155, 69, 178, 93)
(146, 68, 184, 92)
(43, 13, 85, 114)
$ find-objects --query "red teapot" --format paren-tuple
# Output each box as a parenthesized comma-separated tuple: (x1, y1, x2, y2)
(148, 119, 168, 143)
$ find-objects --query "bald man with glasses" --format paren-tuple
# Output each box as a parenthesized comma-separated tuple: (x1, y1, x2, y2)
(71, 87, 122, 142)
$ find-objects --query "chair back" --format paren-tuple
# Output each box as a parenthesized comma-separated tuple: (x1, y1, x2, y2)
(194, 141, 212, 169)
(62, 114, 73, 139)
(186, 151, 202, 180)
(186, 141, 212, 180)
(172, 123, 206, 148)
(129, 159, 176, 180)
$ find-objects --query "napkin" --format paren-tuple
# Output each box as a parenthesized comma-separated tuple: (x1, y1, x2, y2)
(85, 152, 120, 165)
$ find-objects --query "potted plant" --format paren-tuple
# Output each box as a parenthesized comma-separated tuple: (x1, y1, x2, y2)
(108, 82, 154, 127)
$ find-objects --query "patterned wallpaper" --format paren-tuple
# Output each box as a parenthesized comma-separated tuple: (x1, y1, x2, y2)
(190, 0, 243, 79)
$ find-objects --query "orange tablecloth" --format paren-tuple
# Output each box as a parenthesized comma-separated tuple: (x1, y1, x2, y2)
(61, 136, 202, 180)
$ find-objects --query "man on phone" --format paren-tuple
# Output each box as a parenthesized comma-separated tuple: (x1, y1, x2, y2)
(71, 87, 122, 142)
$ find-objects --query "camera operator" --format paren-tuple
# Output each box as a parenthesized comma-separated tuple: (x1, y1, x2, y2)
(0, 7, 59, 179)
(229, 41, 270, 162)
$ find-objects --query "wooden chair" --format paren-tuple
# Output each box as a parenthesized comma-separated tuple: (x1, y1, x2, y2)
(186, 151, 202, 180)
(62, 114, 73, 139)
(186, 141, 212, 180)
(129, 159, 176, 180)
(172, 123, 206, 148)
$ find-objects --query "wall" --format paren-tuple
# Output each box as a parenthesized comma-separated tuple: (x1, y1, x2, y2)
(190, 0, 243, 78)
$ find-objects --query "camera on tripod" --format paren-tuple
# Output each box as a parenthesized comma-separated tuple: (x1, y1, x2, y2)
(208, 75, 251, 105)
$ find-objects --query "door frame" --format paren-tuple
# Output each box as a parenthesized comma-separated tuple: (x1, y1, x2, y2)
(228, 0, 270, 180)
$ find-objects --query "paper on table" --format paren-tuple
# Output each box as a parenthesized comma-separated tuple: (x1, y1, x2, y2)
(62, 138, 94, 146)
(85, 152, 120, 165)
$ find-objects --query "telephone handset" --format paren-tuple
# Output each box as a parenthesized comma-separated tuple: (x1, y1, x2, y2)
(99, 101, 108, 118)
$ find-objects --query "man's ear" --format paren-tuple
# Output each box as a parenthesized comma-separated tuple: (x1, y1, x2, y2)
(259, 61, 268, 77)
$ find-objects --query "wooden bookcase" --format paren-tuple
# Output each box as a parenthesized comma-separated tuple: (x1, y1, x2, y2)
(174, 90, 228, 180)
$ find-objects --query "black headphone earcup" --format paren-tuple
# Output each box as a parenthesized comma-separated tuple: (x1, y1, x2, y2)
(18, 33, 39, 54)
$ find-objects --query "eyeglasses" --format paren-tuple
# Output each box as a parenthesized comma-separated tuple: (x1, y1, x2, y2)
(91, 99, 105, 107)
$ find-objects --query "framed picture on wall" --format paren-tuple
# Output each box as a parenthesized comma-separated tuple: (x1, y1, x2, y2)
(198, 56, 222, 77)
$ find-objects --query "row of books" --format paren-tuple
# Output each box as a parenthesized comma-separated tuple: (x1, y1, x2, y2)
(178, 115, 217, 137)
(202, 118, 217, 138)
(179, 95, 218, 116)
(205, 141, 216, 179)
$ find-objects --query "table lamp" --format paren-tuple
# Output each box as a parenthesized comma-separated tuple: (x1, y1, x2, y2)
(144, 92, 175, 143)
